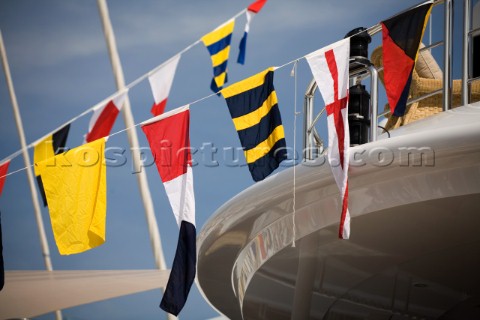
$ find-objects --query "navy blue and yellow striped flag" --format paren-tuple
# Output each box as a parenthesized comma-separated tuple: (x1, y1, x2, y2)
(202, 19, 235, 93)
(222, 67, 287, 181)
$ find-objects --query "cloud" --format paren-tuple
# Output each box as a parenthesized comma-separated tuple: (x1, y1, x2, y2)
(0, 0, 418, 71)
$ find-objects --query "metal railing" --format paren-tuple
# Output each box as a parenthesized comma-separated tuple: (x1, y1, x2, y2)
(463, 0, 480, 106)
(302, 0, 478, 161)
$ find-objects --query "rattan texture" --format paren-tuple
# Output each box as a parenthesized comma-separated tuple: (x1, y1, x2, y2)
(371, 45, 480, 131)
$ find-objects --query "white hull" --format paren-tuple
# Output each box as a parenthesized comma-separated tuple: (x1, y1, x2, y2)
(197, 103, 480, 319)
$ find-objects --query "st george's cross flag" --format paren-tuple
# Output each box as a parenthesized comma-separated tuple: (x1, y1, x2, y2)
(237, 0, 268, 65)
(85, 91, 127, 143)
(148, 55, 181, 116)
(306, 39, 351, 239)
(141, 105, 196, 316)
(381, 1, 433, 117)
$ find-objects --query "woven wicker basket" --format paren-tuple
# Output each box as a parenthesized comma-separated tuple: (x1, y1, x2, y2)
(371, 45, 480, 131)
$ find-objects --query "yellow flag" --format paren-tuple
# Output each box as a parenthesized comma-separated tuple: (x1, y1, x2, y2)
(35, 138, 107, 255)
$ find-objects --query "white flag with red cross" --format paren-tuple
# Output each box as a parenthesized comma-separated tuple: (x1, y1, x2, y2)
(305, 38, 351, 239)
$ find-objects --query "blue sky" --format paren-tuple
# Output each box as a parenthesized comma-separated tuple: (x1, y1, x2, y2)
(0, 0, 455, 319)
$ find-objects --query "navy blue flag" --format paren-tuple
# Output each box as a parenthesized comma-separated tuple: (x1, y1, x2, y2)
(160, 221, 196, 316)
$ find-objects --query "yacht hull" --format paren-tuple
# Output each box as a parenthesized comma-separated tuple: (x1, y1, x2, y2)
(197, 103, 480, 319)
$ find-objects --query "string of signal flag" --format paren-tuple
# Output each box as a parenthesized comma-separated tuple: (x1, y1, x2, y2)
(1, 20, 380, 180)
(0, 0, 433, 184)
(0, 0, 435, 315)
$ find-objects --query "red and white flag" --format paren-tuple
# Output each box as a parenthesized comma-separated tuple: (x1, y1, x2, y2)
(148, 54, 181, 116)
(0, 160, 10, 197)
(85, 91, 127, 143)
(141, 105, 195, 316)
(306, 39, 351, 239)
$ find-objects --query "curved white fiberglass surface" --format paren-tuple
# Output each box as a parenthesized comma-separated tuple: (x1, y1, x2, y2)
(197, 103, 480, 320)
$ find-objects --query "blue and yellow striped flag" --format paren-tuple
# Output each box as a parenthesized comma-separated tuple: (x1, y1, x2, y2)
(222, 67, 287, 181)
(202, 19, 235, 93)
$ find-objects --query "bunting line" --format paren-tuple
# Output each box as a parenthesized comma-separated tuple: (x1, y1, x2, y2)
(0, 89, 128, 168)
(117, 8, 246, 91)
(0, 8, 246, 166)
(1, 22, 383, 180)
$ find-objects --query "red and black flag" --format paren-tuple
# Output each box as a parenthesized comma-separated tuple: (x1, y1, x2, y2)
(381, 1, 433, 117)
(33, 124, 70, 206)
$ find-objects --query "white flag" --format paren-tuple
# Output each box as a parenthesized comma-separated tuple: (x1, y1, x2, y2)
(148, 54, 181, 116)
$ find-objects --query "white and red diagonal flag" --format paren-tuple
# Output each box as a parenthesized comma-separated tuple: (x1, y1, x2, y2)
(141, 105, 196, 316)
(148, 54, 181, 116)
(306, 39, 351, 239)
(85, 91, 127, 143)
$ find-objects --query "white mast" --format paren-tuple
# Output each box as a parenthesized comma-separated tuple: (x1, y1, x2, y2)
(95, 4, 175, 319)
(0, 30, 63, 320)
